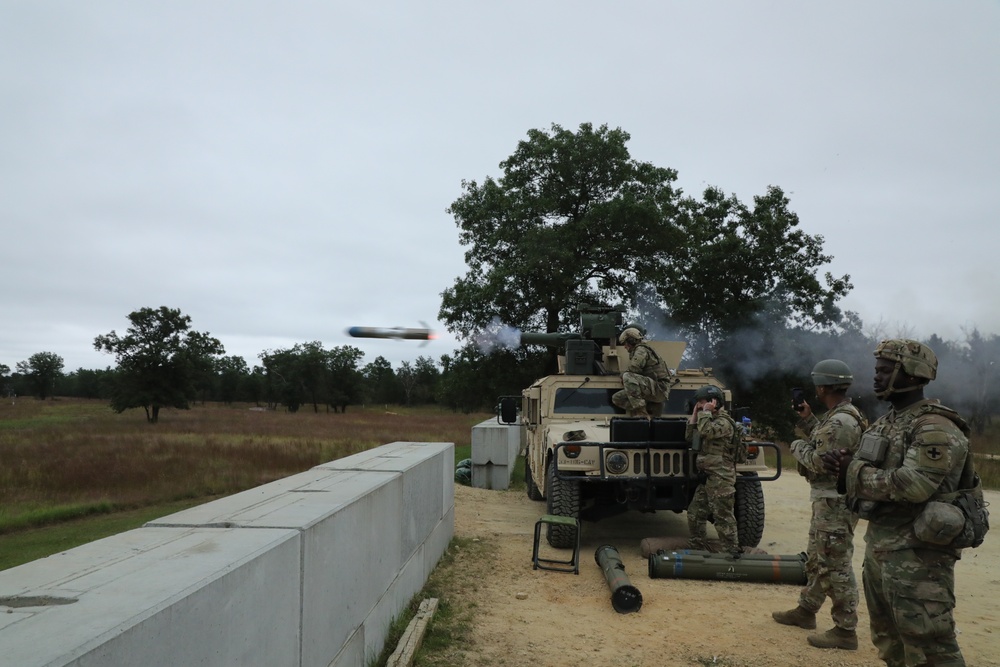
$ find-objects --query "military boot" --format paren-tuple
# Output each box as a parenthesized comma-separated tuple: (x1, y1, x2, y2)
(771, 606, 817, 629)
(631, 406, 651, 419)
(807, 627, 858, 650)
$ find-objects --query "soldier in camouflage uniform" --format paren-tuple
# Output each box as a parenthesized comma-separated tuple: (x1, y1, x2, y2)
(824, 339, 970, 667)
(773, 359, 867, 651)
(685, 384, 741, 554)
(611, 327, 674, 419)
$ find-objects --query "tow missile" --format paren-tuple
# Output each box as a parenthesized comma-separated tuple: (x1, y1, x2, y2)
(346, 326, 437, 341)
(648, 549, 807, 585)
(594, 545, 643, 613)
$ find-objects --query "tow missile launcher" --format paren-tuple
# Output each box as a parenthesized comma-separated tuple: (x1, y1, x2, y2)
(595, 545, 643, 613)
(649, 549, 807, 585)
(498, 303, 782, 550)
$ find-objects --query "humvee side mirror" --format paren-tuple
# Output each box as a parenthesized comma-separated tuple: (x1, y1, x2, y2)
(498, 396, 519, 424)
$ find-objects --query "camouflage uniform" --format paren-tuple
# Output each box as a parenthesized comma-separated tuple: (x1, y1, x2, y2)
(686, 408, 740, 553)
(790, 399, 866, 632)
(611, 343, 672, 413)
(845, 399, 970, 666)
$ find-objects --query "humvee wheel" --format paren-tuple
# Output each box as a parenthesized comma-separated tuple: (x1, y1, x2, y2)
(525, 455, 543, 501)
(545, 460, 580, 548)
(735, 473, 765, 548)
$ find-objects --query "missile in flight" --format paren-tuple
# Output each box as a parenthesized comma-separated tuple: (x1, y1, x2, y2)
(346, 325, 437, 342)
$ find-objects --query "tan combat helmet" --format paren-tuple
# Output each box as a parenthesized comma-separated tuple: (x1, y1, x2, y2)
(873, 338, 938, 397)
(618, 327, 643, 345)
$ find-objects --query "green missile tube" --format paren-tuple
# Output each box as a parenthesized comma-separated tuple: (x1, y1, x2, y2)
(647, 550, 807, 585)
(594, 544, 643, 613)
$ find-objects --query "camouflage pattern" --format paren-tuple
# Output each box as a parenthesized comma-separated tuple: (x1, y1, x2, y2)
(874, 338, 938, 381)
(790, 399, 866, 631)
(611, 343, 672, 411)
(863, 547, 963, 667)
(685, 408, 739, 553)
(844, 399, 970, 666)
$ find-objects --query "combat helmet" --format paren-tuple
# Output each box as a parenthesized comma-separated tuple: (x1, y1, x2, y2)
(693, 385, 725, 403)
(873, 338, 937, 398)
(810, 359, 853, 386)
(874, 339, 937, 380)
(618, 327, 643, 345)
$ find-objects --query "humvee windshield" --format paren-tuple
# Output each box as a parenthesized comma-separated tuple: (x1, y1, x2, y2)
(553, 388, 622, 414)
(551, 387, 705, 416)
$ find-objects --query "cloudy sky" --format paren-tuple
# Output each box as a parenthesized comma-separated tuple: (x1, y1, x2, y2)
(2, 1, 998, 373)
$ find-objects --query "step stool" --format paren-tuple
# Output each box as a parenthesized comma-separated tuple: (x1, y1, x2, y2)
(532, 514, 581, 574)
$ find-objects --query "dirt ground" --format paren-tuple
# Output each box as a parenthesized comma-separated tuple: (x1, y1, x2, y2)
(445, 472, 1000, 667)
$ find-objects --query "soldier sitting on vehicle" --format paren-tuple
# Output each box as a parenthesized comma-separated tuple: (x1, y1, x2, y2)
(611, 327, 674, 419)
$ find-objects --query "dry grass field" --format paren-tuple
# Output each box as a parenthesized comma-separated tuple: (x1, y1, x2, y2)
(0, 397, 489, 569)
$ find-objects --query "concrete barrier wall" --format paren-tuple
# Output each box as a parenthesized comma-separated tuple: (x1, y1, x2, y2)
(0, 441, 454, 667)
(470, 418, 521, 490)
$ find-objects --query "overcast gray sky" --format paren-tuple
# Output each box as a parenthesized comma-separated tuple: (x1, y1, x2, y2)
(2, 1, 998, 373)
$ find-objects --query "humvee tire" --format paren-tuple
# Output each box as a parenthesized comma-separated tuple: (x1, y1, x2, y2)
(735, 473, 765, 548)
(545, 461, 580, 548)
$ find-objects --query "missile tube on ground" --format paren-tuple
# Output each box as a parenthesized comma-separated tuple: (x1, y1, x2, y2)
(594, 544, 643, 613)
(647, 549, 807, 585)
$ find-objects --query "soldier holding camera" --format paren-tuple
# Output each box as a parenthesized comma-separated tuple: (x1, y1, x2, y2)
(773, 360, 866, 650)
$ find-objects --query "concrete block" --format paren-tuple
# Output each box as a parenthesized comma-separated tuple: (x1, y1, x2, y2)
(149, 469, 403, 667)
(471, 420, 519, 466)
(318, 442, 453, 563)
(328, 628, 365, 667)
(0, 527, 301, 667)
(471, 462, 512, 490)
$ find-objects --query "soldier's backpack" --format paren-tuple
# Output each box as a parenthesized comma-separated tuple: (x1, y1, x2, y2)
(944, 456, 990, 549)
(911, 403, 990, 549)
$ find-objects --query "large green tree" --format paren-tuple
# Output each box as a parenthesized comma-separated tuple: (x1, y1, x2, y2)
(94, 307, 224, 423)
(15, 352, 65, 400)
(439, 122, 855, 417)
(440, 122, 683, 337)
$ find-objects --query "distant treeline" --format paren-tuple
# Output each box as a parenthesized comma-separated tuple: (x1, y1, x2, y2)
(3, 324, 999, 441)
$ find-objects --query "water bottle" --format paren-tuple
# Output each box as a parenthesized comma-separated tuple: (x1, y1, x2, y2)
(741, 416, 752, 436)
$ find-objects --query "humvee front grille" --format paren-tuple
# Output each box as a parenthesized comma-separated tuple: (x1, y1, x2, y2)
(632, 450, 685, 476)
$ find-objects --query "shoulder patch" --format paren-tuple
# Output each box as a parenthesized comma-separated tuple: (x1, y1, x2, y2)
(917, 444, 950, 468)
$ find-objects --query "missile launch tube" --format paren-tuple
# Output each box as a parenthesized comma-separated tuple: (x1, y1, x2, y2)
(594, 545, 643, 613)
(648, 550, 807, 585)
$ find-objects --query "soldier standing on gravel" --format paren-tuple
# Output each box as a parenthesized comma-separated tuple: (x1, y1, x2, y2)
(611, 327, 673, 419)
(685, 385, 741, 555)
(823, 339, 972, 667)
(773, 359, 867, 651)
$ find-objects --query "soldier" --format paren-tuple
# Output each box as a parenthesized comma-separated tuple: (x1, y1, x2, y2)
(823, 339, 971, 666)
(611, 327, 673, 419)
(685, 384, 741, 555)
(773, 359, 867, 651)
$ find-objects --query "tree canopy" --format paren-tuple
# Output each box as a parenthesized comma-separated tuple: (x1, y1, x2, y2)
(440, 122, 683, 337)
(440, 123, 851, 357)
(15, 352, 64, 400)
(94, 306, 225, 422)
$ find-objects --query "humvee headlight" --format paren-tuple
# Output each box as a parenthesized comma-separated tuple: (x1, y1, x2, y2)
(563, 445, 581, 459)
(606, 451, 629, 474)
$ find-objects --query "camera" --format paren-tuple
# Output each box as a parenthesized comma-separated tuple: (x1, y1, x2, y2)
(791, 387, 806, 410)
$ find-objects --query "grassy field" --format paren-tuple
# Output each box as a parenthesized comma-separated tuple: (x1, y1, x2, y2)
(0, 397, 490, 571)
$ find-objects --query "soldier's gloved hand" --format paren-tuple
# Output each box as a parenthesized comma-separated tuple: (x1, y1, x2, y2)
(820, 449, 849, 475)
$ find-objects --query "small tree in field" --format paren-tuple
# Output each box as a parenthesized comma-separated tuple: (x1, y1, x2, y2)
(15, 352, 64, 400)
(94, 306, 224, 423)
